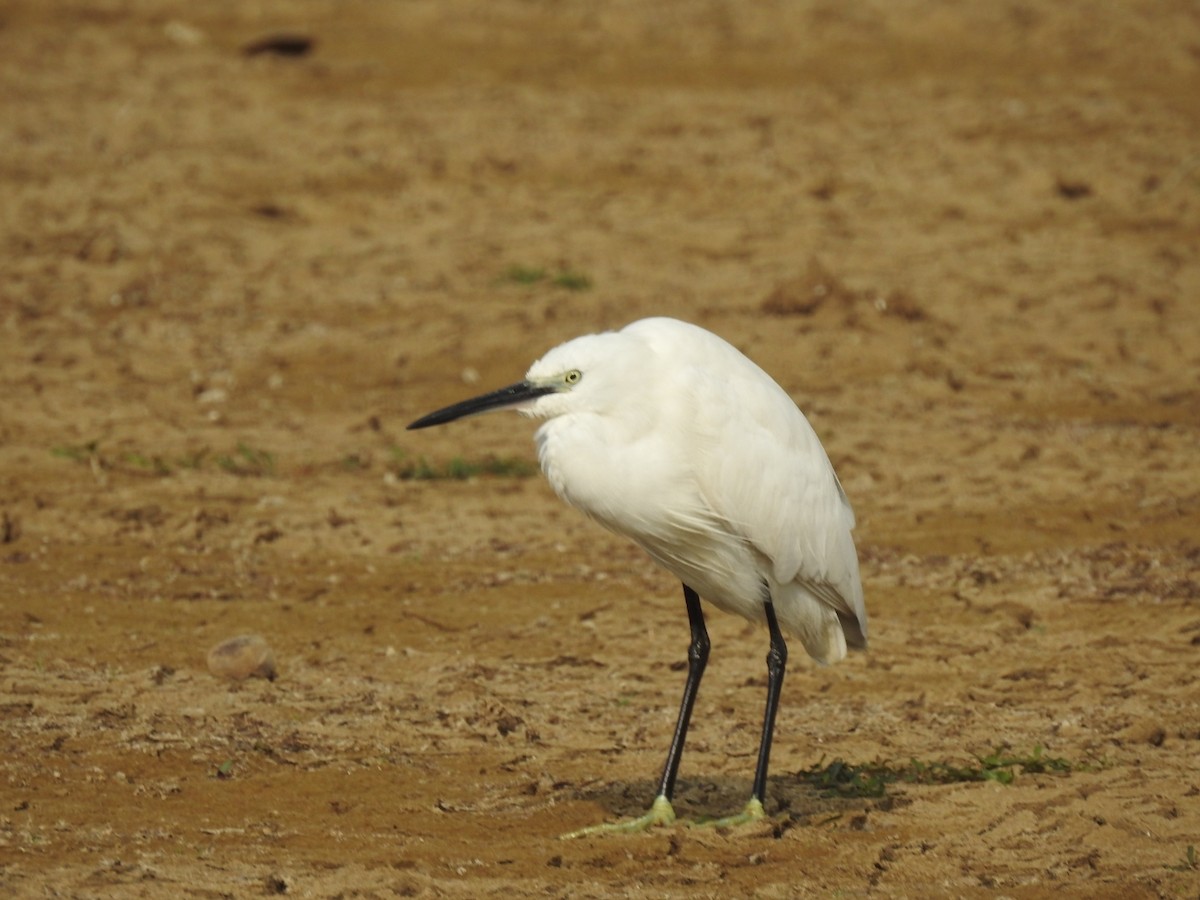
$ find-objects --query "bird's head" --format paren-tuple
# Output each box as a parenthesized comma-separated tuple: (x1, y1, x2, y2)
(407, 331, 638, 431)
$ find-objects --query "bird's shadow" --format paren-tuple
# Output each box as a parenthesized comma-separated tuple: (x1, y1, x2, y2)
(568, 768, 897, 828)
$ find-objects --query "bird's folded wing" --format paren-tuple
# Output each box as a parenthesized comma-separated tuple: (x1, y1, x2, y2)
(686, 364, 866, 639)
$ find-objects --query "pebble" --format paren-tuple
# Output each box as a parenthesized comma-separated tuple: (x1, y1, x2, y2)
(206, 634, 277, 681)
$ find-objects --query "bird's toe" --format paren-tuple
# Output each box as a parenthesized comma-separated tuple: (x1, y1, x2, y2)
(694, 797, 768, 829)
(560, 794, 677, 839)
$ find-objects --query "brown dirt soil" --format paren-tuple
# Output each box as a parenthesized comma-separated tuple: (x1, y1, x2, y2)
(2, 1, 1199, 897)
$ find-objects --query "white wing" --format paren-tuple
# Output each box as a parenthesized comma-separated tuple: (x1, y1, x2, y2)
(637, 322, 867, 655)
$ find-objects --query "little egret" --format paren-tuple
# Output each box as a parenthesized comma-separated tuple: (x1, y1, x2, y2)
(408, 317, 866, 836)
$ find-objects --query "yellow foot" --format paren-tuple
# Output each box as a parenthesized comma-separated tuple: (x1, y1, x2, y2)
(561, 794, 677, 839)
(696, 797, 767, 829)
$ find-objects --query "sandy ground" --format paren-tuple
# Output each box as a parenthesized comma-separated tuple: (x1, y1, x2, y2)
(2, 1, 1199, 896)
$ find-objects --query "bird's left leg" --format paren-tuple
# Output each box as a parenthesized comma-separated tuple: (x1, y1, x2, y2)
(701, 598, 787, 828)
(561, 585, 709, 838)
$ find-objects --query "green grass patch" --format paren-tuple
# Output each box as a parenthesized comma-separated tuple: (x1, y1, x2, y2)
(216, 442, 275, 477)
(551, 270, 591, 291)
(500, 264, 592, 291)
(503, 265, 547, 285)
(800, 746, 1075, 799)
(50, 441, 99, 462)
(121, 450, 173, 476)
(50, 441, 278, 478)
(1170, 844, 1197, 872)
(390, 449, 537, 480)
(176, 449, 209, 470)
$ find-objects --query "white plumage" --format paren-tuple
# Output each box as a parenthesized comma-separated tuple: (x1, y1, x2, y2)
(408, 316, 867, 834)
(526, 318, 866, 663)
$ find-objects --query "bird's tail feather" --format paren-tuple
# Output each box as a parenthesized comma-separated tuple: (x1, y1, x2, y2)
(773, 582, 853, 665)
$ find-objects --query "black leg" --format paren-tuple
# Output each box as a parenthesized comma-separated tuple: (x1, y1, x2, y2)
(750, 599, 788, 805)
(655, 584, 709, 801)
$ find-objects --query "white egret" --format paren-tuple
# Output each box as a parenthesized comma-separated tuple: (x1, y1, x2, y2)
(408, 317, 866, 836)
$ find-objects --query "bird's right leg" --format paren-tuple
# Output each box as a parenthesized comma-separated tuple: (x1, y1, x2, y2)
(698, 598, 787, 829)
(561, 585, 709, 838)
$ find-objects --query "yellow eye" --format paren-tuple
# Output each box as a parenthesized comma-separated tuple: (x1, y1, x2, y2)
(564, 370, 582, 385)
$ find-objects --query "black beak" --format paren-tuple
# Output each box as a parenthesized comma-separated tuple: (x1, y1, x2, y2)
(407, 380, 556, 430)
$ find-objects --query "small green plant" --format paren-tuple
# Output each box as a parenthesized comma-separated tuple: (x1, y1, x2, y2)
(50, 441, 99, 462)
(971, 745, 1072, 782)
(51, 442, 280, 477)
(500, 265, 592, 291)
(122, 451, 172, 475)
(53, 442, 172, 476)
(1171, 844, 1197, 871)
(552, 270, 591, 291)
(800, 758, 890, 798)
(398, 454, 439, 480)
(503, 265, 547, 285)
(445, 457, 480, 480)
(800, 746, 1074, 799)
(216, 442, 275, 477)
(390, 449, 536, 480)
